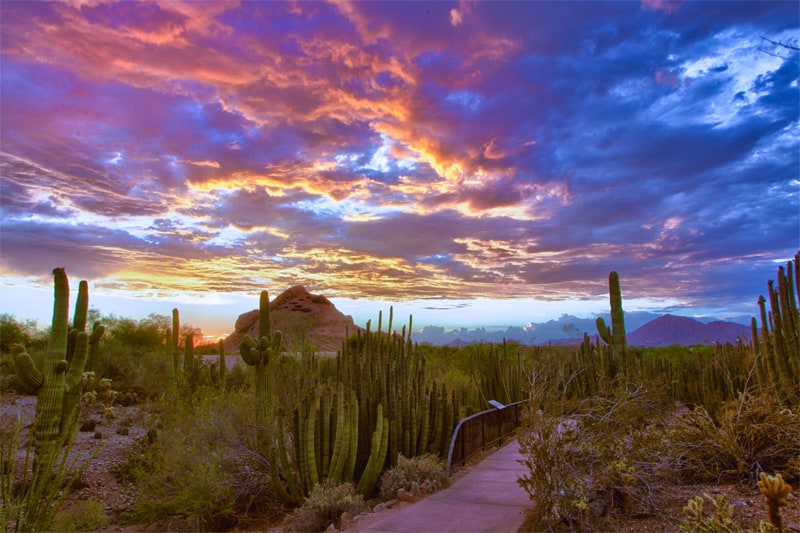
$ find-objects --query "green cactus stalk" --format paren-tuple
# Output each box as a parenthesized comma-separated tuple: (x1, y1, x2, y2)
(218, 339, 226, 391)
(596, 271, 627, 373)
(171, 308, 180, 375)
(240, 290, 283, 450)
(304, 397, 320, 489)
(11, 269, 94, 451)
(327, 387, 348, 482)
(345, 389, 359, 483)
(356, 403, 389, 496)
(182, 332, 196, 392)
(61, 331, 89, 431)
(85, 321, 105, 373)
(66, 280, 88, 362)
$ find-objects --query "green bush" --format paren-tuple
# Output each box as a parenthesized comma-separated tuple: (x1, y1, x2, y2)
(282, 480, 366, 532)
(52, 500, 109, 532)
(379, 453, 449, 500)
(119, 388, 277, 530)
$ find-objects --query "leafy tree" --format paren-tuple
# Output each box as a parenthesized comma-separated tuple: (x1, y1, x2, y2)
(0, 313, 45, 352)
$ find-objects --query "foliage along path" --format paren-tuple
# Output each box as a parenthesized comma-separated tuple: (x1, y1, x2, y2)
(345, 439, 530, 533)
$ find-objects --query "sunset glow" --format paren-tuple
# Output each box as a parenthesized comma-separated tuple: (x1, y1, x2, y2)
(1, 1, 797, 336)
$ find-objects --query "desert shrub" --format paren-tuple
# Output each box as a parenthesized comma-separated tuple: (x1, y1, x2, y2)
(282, 480, 366, 532)
(51, 499, 108, 532)
(667, 391, 800, 482)
(379, 453, 449, 500)
(225, 362, 250, 391)
(120, 388, 278, 530)
(518, 382, 672, 531)
(95, 344, 166, 399)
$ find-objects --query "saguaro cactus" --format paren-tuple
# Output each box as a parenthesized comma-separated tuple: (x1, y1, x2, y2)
(240, 290, 283, 448)
(596, 271, 627, 368)
(13, 268, 96, 449)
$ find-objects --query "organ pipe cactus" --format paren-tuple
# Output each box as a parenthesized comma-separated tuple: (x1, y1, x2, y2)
(596, 271, 627, 369)
(12, 268, 98, 450)
(356, 403, 389, 496)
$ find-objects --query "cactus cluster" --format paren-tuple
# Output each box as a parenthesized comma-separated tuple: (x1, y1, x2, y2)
(12, 268, 104, 450)
(753, 252, 800, 395)
(241, 296, 466, 501)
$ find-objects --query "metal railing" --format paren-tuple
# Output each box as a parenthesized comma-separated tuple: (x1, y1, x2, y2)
(445, 400, 526, 473)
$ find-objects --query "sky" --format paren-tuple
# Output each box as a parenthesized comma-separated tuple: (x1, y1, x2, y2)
(0, 0, 798, 338)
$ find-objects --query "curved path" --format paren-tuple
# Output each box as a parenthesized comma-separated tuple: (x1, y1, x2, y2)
(345, 439, 530, 533)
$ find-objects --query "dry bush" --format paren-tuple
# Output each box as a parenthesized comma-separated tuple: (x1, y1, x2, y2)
(282, 480, 366, 532)
(667, 391, 800, 483)
(518, 382, 672, 531)
(379, 453, 449, 500)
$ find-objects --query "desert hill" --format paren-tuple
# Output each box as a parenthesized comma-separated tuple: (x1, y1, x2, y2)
(223, 285, 361, 353)
(626, 314, 750, 347)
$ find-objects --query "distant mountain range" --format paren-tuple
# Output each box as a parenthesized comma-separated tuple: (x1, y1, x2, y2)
(413, 312, 751, 347)
(223, 286, 752, 350)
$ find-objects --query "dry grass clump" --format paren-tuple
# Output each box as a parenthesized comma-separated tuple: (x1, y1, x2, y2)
(667, 391, 800, 483)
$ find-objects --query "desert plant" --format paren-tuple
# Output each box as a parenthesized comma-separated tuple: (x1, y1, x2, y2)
(518, 381, 670, 531)
(282, 480, 366, 532)
(121, 388, 274, 530)
(12, 268, 103, 452)
(667, 391, 800, 482)
(680, 494, 744, 533)
(1, 412, 99, 532)
(757, 472, 791, 532)
(379, 453, 448, 500)
(595, 271, 628, 372)
(51, 499, 108, 532)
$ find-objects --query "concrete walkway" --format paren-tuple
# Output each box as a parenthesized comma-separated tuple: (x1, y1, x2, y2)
(346, 439, 531, 533)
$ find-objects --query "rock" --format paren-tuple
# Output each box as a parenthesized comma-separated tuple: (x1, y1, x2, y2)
(340, 512, 354, 529)
(397, 488, 417, 503)
(419, 480, 431, 495)
(223, 286, 363, 353)
(80, 419, 98, 432)
(324, 523, 337, 533)
(117, 427, 129, 436)
(93, 431, 103, 439)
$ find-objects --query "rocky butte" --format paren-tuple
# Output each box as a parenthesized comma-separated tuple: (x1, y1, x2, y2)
(223, 285, 361, 354)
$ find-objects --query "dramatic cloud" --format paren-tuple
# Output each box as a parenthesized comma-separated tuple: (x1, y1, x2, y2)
(1, 0, 797, 331)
